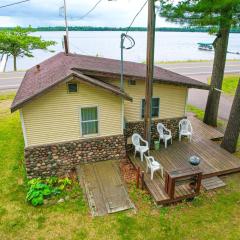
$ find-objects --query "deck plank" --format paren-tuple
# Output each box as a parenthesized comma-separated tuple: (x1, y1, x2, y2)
(128, 116, 240, 205)
(202, 177, 226, 190)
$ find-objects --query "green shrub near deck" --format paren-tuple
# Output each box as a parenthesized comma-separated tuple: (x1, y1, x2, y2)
(1, 92, 240, 240)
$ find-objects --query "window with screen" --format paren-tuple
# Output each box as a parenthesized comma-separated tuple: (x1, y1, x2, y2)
(141, 98, 160, 119)
(81, 107, 98, 135)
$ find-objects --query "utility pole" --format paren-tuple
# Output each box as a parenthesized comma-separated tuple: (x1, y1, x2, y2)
(144, 0, 156, 145)
(63, 0, 70, 52)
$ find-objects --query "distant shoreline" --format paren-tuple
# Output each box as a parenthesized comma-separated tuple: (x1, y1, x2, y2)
(1, 26, 240, 33)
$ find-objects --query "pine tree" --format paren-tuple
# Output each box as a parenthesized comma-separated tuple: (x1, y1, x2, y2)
(221, 79, 240, 153)
(158, 0, 240, 126)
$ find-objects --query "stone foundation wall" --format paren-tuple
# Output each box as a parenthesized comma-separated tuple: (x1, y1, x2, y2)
(124, 117, 185, 142)
(25, 134, 126, 179)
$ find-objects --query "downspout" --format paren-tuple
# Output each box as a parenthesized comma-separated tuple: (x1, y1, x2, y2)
(120, 33, 125, 134)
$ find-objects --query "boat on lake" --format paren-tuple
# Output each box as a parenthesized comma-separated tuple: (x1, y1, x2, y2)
(197, 42, 213, 51)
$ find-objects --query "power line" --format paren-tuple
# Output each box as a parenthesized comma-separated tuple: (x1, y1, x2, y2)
(125, 0, 148, 35)
(70, 0, 103, 20)
(0, 0, 30, 9)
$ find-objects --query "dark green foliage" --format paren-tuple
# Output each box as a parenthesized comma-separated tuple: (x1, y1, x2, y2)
(26, 177, 72, 206)
(158, 0, 240, 32)
(158, 0, 240, 126)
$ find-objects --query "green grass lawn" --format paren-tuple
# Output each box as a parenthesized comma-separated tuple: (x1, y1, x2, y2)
(187, 104, 225, 127)
(1, 93, 240, 240)
(208, 74, 239, 96)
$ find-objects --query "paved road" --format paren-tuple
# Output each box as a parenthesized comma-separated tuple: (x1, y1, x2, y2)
(0, 71, 25, 90)
(0, 61, 239, 120)
(158, 61, 240, 76)
(159, 61, 239, 120)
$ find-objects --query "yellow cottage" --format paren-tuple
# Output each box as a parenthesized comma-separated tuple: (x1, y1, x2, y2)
(11, 53, 209, 178)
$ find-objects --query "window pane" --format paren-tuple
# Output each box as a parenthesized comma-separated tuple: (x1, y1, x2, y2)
(152, 98, 159, 107)
(68, 83, 78, 93)
(141, 98, 159, 118)
(82, 121, 98, 135)
(141, 99, 145, 118)
(152, 107, 159, 117)
(81, 107, 98, 121)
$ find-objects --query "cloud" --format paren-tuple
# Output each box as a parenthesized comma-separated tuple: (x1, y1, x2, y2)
(0, 0, 175, 27)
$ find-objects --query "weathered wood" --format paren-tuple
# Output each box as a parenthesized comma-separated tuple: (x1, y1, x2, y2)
(128, 116, 240, 205)
(165, 168, 202, 200)
(77, 160, 134, 216)
(64, 35, 69, 55)
(202, 176, 226, 190)
(144, 0, 156, 144)
(189, 115, 223, 141)
(136, 167, 140, 189)
(141, 171, 145, 190)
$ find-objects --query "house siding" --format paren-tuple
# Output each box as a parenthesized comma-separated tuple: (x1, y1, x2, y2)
(22, 80, 123, 147)
(112, 80, 188, 122)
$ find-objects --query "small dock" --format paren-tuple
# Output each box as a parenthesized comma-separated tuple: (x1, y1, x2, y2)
(128, 116, 240, 205)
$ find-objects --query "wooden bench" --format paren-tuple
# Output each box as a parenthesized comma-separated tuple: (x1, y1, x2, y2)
(165, 167, 203, 200)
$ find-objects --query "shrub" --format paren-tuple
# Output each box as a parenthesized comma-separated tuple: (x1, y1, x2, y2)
(26, 177, 72, 206)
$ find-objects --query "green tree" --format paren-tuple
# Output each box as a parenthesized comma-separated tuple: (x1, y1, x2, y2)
(0, 26, 56, 71)
(158, 0, 240, 126)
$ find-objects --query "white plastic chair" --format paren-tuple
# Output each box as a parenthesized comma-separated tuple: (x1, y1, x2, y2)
(179, 119, 193, 142)
(132, 133, 149, 161)
(144, 155, 164, 180)
(157, 123, 173, 148)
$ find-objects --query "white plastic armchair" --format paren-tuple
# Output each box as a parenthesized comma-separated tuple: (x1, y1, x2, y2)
(132, 133, 149, 161)
(157, 123, 173, 148)
(144, 155, 164, 180)
(179, 119, 193, 142)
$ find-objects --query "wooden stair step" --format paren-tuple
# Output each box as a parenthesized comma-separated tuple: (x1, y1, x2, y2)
(201, 176, 226, 191)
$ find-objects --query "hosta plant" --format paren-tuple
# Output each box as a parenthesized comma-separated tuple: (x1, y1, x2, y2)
(26, 177, 72, 206)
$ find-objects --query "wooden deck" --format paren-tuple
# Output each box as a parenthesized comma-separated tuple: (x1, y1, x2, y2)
(128, 116, 240, 205)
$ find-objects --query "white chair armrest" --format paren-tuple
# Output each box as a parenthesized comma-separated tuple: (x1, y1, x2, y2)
(148, 156, 155, 162)
(141, 139, 149, 148)
(165, 128, 172, 136)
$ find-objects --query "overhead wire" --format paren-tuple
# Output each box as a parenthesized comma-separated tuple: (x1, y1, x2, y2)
(69, 0, 103, 20)
(0, 0, 30, 9)
(125, 0, 148, 36)
(122, 0, 148, 49)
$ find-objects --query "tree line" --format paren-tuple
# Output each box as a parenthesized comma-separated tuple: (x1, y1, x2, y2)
(1, 26, 240, 33)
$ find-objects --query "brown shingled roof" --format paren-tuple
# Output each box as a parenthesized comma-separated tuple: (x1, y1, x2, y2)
(11, 52, 209, 112)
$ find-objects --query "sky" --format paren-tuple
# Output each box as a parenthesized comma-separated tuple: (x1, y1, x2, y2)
(0, 0, 177, 27)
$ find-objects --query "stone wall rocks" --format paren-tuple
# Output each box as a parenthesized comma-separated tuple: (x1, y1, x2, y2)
(25, 135, 126, 178)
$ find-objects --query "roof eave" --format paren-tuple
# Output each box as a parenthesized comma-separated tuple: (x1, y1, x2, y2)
(11, 71, 133, 113)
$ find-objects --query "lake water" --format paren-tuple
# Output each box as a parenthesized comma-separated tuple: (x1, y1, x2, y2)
(5, 31, 240, 71)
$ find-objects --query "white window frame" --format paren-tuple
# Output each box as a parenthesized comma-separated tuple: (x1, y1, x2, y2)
(141, 97, 160, 119)
(80, 106, 99, 137)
